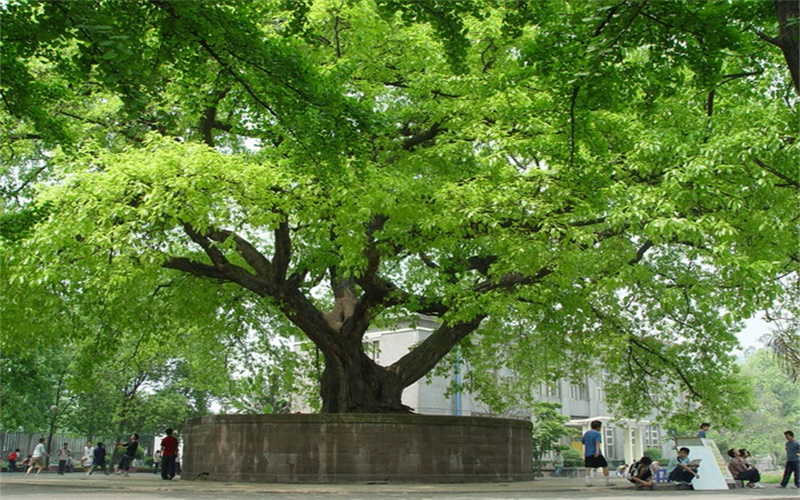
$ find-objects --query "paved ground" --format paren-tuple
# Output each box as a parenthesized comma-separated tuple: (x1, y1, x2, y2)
(1, 473, 798, 499)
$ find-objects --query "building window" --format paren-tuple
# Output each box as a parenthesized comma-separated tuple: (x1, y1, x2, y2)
(570, 383, 588, 400)
(362, 340, 380, 361)
(542, 382, 561, 398)
(645, 425, 661, 448)
(605, 428, 615, 458)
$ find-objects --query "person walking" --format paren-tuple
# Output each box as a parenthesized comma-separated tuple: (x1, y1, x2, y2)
(160, 428, 179, 480)
(778, 430, 800, 489)
(56, 443, 72, 475)
(86, 442, 110, 476)
(25, 438, 49, 476)
(81, 441, 93, 469)
(581, 420, 612, 487)
(153, 449, 161, 475)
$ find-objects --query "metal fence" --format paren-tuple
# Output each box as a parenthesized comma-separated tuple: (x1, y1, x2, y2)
(2, 431, 117, 467)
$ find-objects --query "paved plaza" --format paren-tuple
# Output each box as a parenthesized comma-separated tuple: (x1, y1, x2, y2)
(1, 474, 798, 499)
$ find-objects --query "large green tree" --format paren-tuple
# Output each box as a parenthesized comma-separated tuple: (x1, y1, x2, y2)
(2, 1, 798, 419)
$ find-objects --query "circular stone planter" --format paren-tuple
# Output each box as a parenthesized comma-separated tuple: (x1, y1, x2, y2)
(181, 413, 533, 483)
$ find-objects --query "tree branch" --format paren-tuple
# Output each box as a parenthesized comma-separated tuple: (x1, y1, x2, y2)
(402, 121, 445, 150)
(393, 316, 485, 387)
(273, 220, 292, 283)
(754, 157, 800, 189)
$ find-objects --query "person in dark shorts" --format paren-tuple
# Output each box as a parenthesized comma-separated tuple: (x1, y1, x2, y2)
(582, 420, 612, 486)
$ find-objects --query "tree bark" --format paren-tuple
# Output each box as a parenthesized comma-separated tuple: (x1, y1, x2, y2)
(319, 340, 410, 413)
(762, 0, 800, 95)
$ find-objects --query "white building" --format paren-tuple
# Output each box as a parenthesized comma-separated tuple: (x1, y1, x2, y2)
(359, 316, 664, 465)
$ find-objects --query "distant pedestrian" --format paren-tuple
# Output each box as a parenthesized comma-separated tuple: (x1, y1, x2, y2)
(778, 430, 800, 489)
(153, 449, 161, 474)
(56, 442, 72, 475)
(553, 449, 564, 478)
(7, 448, 20, 472)
(160, 428, 179, 480)
(115, 433, 139, 476)
(86, 442, 109, 476)
(82, 441, 93, 468)
(697, 423, 710, 438)
(25, 438, 48, 476)
(581, 420, 611, 486)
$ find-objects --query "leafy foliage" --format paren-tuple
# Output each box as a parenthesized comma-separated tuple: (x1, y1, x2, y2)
(1, 0, 798, 420)
(530, 402, 577, 470)
(715, 349, 800, 460)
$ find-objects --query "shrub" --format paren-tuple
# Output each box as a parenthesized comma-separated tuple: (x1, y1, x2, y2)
(562, 448, 583, 467)
(644, 448, 662, 461)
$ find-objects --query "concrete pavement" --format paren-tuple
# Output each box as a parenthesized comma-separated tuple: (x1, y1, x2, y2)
(1, 473, 798, 499)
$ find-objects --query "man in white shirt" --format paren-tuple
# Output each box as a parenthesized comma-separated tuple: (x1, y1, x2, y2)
(25, 438, 49, 476)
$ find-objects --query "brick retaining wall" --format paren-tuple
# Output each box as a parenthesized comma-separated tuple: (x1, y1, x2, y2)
(182, 414, 533, 483)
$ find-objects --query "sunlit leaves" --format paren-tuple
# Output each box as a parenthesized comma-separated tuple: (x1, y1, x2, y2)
(2, 0, 798, 418)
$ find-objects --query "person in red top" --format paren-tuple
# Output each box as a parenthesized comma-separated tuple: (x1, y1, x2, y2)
(7, 449, 20, 472)
(160, 428, 179, 480)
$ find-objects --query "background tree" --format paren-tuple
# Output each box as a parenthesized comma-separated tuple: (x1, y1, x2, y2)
(2, 0, 798, 421)
(529, 402, 577, 474)
(765, 278, 800, 381)
(716, 348, 800, 461)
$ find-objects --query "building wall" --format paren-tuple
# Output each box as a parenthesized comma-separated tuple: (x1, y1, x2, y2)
(364, 318, 663, 464)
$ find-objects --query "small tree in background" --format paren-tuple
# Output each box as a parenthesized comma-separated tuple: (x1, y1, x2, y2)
(530, 402, 577, 474)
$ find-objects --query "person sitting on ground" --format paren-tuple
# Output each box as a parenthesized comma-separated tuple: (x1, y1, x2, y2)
(727, 448, 764, 488)
(627, 456, 655, 490)
(666, 447, 699, 488)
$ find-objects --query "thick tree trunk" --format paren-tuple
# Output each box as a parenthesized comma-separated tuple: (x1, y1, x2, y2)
(319, 342, 410, 413)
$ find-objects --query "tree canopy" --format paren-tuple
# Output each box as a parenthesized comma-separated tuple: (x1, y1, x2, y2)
(2, 0, 798, 422)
